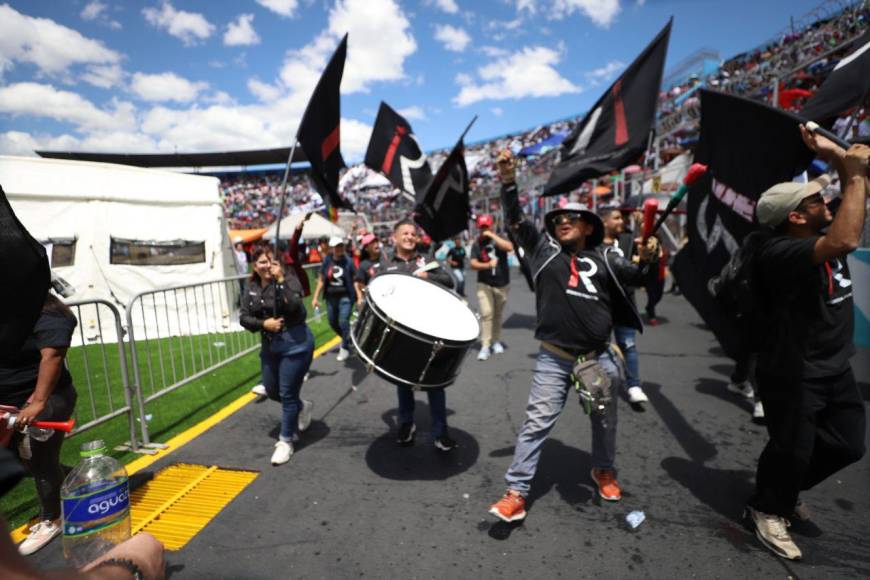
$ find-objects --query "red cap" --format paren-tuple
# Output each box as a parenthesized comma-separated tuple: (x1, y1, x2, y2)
(360, 233, 377, 247)
(476, 214, 494, 228)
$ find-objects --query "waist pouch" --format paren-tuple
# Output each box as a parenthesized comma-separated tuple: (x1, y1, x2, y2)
(572, 356, 613, 416)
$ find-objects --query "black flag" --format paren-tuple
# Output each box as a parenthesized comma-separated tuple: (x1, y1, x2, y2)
(297, 34, 352, 211)
(414, 140, 470, 242)
(672, 90, 814, 358)
(800, 27, 870, 124)
(364, 102, 433, 196)
(544, 19, 672, 195)
(0, 185, 50, 353)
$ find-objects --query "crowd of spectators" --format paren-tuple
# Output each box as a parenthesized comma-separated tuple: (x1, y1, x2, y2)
(220, 0, 868, 232)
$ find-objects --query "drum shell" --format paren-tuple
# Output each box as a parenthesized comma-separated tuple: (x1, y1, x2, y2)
(351, 292, 473, 388)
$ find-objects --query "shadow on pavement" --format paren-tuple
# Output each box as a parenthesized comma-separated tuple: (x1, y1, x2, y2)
(645, 382, 718, 463)
(363, 404, 478, 481)
(660, 456, 753, 525)
(502, 313, 537, 330)
(695, 377, 754, 414)
(268, 419, 331, 451)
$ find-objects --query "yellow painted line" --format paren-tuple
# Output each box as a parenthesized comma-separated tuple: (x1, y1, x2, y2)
(10, 335, 341, 544)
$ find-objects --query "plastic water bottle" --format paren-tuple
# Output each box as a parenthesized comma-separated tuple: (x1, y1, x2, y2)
(61, 440, 131, 567)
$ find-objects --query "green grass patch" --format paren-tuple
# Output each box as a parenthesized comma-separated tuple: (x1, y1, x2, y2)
(2, 274, 339, 531)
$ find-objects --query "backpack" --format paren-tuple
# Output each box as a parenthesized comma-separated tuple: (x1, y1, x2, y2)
(707, 230, 772, 350)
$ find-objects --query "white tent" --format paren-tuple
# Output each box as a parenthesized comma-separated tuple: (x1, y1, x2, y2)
(0, 155, 236, 343)
(263, 212, 346, 240)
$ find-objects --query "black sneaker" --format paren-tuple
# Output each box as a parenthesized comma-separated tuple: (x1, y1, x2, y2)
(396, 423, 416, 446)
(434, 434, 457, 452)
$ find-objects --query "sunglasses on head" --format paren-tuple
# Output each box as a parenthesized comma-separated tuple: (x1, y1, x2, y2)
(551, 214, 583, 226)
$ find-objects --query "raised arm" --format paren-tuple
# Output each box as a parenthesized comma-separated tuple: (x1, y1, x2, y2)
(496, 150, 541, 257)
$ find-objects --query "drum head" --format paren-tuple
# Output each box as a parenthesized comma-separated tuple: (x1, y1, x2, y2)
(367, 274, 479, 343)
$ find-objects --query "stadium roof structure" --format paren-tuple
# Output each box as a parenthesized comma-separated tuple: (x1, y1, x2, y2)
(34, 146, 307, 168)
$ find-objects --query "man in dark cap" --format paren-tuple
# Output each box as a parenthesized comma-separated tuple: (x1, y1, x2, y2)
(488, 151, 659, 522)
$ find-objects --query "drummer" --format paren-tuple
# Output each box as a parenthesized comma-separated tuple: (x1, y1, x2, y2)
(374, 219, 457, 452)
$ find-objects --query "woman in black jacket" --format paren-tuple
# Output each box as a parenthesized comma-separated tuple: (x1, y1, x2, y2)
(0, 293, 77, 555)
(240, 247, 315, 466)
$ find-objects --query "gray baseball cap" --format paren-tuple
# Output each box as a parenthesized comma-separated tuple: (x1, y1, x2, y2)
(755, 175, 830, 227)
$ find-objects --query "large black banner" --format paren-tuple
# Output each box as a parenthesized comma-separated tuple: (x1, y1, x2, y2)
(672, 90, 814, 358)
(414, 140, 470, 242)
(800, 27, 870, 124)
(0, 185, 50, 353)
(544, 19, 671, 195)
(364, 101, 433, 197)
(297, 33, 352, 211)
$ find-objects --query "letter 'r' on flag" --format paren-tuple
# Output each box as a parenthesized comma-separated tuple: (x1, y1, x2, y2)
(364, 101, 433, 196)
(297, 33, 353, 212)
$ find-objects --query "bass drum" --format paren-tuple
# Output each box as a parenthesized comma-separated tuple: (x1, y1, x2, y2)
(351, 273, 479, 388)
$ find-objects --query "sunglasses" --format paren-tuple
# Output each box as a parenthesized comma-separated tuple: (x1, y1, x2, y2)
(551, 214, 583, 226)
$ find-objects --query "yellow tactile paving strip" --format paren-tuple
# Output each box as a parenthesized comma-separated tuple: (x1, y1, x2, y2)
(129, 463, 258, 551)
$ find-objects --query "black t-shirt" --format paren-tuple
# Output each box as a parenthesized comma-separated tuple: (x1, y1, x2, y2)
(756, 235, 855, 378)
(535, 248, 613, 352)
(472, 236, 510, 287)
(354, 258, 382, 286)
(0, 310, 77, 407)
(321, 255, 354, 297)
(447, 246, 466, 270)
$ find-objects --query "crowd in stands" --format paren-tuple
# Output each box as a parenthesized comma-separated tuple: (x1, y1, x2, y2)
(221, 0, 868, 232)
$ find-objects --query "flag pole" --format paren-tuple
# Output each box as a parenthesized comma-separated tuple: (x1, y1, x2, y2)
(458, 115, 478, 143)
(271, 135, 299, 316)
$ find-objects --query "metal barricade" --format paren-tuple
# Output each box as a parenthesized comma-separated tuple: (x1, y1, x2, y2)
(64, 299, 140, 451)
(125, 268, 324, 449)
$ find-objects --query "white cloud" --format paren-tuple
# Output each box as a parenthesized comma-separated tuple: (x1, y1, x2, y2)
(0, 130, 81, 156)
(491, 107, 503, 116)
(585, 59, 624, 84)
(515, 0, 537, 13)
(428, 0, 459, 14)
(455, 72, 473, 86)
(279, 0, 417, 95)
(397, 106, 426, 121)
(453, 45, 580, 106)
(81, 1, 107, 21)
(142, 2, 215, 46)
(247, 78, 282, 102)
(0, 82, 135, 132)
(130, 72, 208, 103)
(434, 25, 471, 52)
(255, 0, 299, 18)
(0, 4, 121, 78)
(552, 0, 621, 28)
(82, 63, 124, 88)
(224, 14, 260, 46)
(481, 45, 509, 58)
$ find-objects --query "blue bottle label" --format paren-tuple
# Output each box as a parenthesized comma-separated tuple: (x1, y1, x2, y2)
(62, 480, 129, 537)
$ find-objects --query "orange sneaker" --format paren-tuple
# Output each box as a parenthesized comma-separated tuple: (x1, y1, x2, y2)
(591, 468, 622, 501)
(489, 490, 527, 522)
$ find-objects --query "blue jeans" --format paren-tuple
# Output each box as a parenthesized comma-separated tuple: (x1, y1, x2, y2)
(261, 341, 314, 442)
(504, 346, 623, 496)
(327, 295, 352, 350)
(452, 269, 465, 296)
(396, 386, 447, 438)
(613, 326, 640, 389)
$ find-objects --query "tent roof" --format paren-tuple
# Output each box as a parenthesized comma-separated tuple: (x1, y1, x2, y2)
(34, 146, 307, 168)
(0, 155, 220, 205)
(263, 213, 346, 240)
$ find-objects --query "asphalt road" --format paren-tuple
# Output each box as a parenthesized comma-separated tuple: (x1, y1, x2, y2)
(31, 278, 870, 579)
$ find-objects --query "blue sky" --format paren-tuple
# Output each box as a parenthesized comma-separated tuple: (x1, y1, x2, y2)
(0, 0, 830, 161)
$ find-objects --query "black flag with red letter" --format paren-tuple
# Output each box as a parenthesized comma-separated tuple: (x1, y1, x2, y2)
(672, 90, 814, 359)
(364, 102, 433, 196)
(800, 27, 870, 124)
(0, 185, 50, 353)
(414, 140, 470, 242)
(544, 19, 672, 196)
(297, 34, 352, 211)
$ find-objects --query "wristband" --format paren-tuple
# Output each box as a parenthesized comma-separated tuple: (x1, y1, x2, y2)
(94, 557, 144, 579)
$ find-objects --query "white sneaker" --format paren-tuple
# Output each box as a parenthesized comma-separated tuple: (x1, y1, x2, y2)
(746, 506, 802, 560)
(18, 520, 61, 556)
(336, 347, 350, 362)
(627, 386, 649, 403)
(271, 440, 293, 465)
(251, 384, 267, 396)
(477, 346, 491, 361)
(303, 372, 310, 382)
(727, 381, 755, 399)
(492, 342, 505, 354)
(753, 400, 765, 419)
(298, 399, 314, 433)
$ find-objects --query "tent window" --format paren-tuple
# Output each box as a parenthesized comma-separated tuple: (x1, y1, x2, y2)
(110, 238, 206, 266)
(41, 238, 77, 267)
